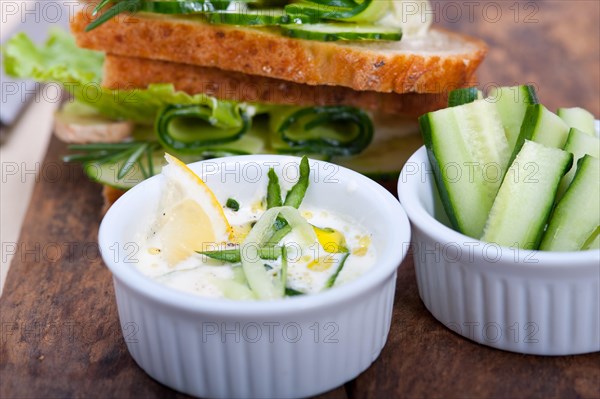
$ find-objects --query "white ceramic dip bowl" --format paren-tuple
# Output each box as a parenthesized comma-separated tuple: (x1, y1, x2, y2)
(99, 155, 411, 398)
(398, 146, 599, 356)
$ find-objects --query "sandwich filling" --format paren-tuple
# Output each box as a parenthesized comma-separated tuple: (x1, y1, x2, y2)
(85, 0, 432, 41)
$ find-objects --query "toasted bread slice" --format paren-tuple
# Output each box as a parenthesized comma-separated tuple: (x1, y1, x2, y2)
(71, 10, 487, 94)
(102, 54, 446, 117)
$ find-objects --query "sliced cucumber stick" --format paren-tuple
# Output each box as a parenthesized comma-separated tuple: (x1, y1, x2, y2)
(557, 107, 596, 136)
(488, 85, 538, 153)
(420, 99, 511, 238)
(481, 140, 573, 249)
(511, 104, 569, 162)
(540, 155, 599, 251)
(447, 87, 482, 107)
(556, 128, 600, 199)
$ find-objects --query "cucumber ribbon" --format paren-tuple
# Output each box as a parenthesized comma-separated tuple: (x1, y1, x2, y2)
(156, 103, 373, 157)
(156, 101, 251, 155)
(269, 106, 374, 156)
(241, 206, 316, 299)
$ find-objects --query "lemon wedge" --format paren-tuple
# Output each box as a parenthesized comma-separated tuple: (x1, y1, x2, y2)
(155, 154, 233, 266)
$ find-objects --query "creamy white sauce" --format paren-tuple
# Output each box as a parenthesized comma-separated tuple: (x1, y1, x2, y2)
(134, 200, 376, 299)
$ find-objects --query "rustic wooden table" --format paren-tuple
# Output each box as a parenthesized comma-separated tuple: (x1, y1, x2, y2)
(1, 1, 599, 398)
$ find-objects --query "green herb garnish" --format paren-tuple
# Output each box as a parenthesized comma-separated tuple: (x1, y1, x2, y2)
(265, 156, 310, 243)
(284, 155, 310, 207)
(85, 0, 141, 32)
(92, 0, 112, 16)
(199, 246, 282, 263)
(285, 287, 305, 296)
(63, 142, 160, 179)
(324, 252, 350, 288)
(226, 198, 240, 211)
(267, 168, 283, 209)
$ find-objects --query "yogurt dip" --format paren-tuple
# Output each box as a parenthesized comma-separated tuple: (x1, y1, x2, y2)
(133, 154, 376, 300)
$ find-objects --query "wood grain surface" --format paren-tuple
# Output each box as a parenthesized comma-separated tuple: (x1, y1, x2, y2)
(1, 1, 599, 398)
(438, 0, 600, 115)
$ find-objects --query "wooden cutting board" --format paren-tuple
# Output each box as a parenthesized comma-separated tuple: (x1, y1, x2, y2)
(1, 1, 599, 398)
(2, 137, 599, 399)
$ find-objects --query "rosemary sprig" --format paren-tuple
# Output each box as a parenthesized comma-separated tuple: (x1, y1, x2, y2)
(63, 141, 161, 180)
(92, 0, 112, 16)
(85, 0, 141, 32)
(121, 142, 149, 178)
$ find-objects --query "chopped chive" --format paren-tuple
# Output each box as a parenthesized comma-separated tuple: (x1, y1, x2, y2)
(264, 156, 310, 243)
(285, 287, 305, 296)
(226, 198, 240, 211)
(265, 224, 292, 245)
(284, 156, 310, 208)
(267, 168, 282, 209)
(199, 246, 282, 263)
(200, 249, 242, 263)
(324, 252, 350, 288)
(279, 245, 288, 296)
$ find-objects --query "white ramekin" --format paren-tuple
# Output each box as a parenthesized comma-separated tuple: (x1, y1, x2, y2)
(99, 155, 410, 398)
(398, 146, 600, 355)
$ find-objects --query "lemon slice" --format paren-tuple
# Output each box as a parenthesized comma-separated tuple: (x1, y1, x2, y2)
(156, 154, 233, 266)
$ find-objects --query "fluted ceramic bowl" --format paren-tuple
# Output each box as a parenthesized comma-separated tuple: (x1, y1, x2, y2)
(99, 155, 411, 398)
(398, 144, 599, 355)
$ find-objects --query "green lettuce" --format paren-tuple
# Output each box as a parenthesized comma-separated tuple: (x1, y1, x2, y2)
(2, 29, 243, 126)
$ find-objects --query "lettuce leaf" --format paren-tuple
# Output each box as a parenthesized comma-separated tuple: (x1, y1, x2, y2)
(2, 29, 244, 126)
(2, 28, 104, 84)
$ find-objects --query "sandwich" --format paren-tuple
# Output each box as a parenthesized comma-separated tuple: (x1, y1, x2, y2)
(2, 0, 487, 205)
